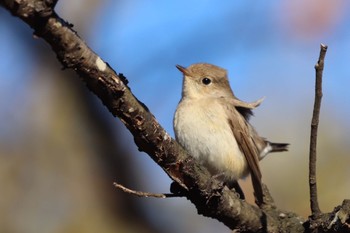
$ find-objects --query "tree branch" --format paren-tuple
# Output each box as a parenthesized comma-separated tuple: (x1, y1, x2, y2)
(113, 182, 180, 198)
(309, 44, 327, 218)
(1, 1, 349, 232)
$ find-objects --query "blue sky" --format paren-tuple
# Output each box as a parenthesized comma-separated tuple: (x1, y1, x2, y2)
(88, 1, 350, 125)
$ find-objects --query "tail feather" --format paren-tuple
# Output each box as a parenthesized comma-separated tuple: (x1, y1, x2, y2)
(259, 142, 289, 160)
(269, 142, 289, 152)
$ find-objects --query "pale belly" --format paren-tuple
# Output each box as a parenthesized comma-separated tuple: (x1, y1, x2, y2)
(174, 100, 249, 180)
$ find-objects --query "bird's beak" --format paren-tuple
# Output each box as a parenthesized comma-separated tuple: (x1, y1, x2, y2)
(176, 64, 189, 76)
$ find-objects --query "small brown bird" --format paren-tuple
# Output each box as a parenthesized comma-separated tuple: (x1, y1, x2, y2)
(173, 63, 288, 204)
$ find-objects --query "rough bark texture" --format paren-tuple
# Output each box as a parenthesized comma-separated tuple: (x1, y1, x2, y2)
(1, 0, 349, 232)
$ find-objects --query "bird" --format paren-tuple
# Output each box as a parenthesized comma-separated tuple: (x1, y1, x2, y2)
(173, 63, 288, 204)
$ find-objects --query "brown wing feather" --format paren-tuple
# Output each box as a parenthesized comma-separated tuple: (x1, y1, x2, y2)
(227, 115, 264, 204)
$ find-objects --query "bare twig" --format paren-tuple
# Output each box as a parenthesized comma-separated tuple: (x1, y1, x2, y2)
(309, 44, 328, 218)
(113, 182, 180, 198)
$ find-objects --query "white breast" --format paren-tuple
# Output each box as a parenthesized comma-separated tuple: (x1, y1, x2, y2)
(174, 99, 249, 180)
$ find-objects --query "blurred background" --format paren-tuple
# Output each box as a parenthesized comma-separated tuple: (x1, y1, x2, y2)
(1, 0, 350, 232)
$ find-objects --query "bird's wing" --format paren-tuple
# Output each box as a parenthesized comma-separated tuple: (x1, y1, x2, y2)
(226, 96, 265, 109)
(224, 101, 263, 204)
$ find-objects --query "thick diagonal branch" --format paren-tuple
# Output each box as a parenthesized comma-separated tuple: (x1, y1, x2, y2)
(0, 1, 272, 231)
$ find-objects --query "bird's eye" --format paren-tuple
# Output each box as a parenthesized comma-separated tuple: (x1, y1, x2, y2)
(201, 77, 211, 85)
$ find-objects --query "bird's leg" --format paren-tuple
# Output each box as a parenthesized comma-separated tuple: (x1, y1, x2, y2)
(210, 173, 245, 200)
(225, 180, 245, 200)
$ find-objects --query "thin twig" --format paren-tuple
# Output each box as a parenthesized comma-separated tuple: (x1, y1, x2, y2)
(113, 182, 180, 198)
(309, 44, 327, 218)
